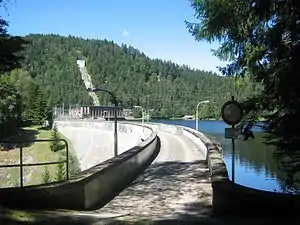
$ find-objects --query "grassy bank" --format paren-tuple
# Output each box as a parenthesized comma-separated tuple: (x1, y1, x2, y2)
(0, 125, 80, 187)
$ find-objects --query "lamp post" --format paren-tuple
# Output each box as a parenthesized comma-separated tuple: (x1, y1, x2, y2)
(196, 100, 210, 131)
(88, 87, 118, 157)
(134, 105, 145, 132)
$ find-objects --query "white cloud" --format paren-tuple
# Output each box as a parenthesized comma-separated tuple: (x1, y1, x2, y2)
(122, 29, 130, 37)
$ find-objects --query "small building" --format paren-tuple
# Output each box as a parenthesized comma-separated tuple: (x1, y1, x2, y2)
(183, 115, 195, 120)
(76, 60, 85, 68)
(80, 106, 125, 120)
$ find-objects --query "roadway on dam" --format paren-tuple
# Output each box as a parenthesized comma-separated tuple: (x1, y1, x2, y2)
(83, 125, 213, 221)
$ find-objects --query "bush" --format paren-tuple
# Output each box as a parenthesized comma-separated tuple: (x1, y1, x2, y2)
(41, 167, 52, 184)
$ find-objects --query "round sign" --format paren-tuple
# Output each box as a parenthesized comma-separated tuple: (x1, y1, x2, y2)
(221, 100, 243, 125)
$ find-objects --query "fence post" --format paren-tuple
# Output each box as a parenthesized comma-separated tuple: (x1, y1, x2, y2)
(19, 143, 23, 187)
(64, 140, 69, 181)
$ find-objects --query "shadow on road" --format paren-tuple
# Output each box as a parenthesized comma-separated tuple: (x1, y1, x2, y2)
(95, 160, 212, 220)
(1, 158, 300, 224)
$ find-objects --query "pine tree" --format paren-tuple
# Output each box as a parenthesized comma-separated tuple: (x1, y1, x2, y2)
(55, 153, 66, 182)
(49, 124, 64, 152)
(186, 0, 300, 183)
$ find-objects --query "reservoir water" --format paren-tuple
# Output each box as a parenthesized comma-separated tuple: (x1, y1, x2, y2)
(154, 119, 293, 193)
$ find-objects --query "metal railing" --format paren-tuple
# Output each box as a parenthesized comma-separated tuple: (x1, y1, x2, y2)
(0, 139, 69, 188)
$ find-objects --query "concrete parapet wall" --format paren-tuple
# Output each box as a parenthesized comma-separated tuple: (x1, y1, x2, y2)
(150, 122, 208, 160)
(54, 121, 152, 138)
(153, 122, 300, 217)
(0, 123, 159, 210)
(186, 127, 300, 218)
(158, 123, 183, 135)
(180, 127, 209, 161)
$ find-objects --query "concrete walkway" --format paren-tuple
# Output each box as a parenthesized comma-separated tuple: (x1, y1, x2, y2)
(90, 127, 212, 221)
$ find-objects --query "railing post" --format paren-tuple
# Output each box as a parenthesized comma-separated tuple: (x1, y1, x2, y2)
(65, 140, 69, 181)
(19, 143, 23, 188)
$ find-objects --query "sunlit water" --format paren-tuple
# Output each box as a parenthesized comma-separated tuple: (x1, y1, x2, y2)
(153, 119, 292, 193)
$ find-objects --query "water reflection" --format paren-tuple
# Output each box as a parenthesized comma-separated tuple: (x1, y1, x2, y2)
(209, 132, 295, 193)
(154, 119, 298, 193)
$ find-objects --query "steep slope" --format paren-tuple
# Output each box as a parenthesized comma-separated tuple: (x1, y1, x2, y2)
(20, 34, 256, 118)
(76, 60, 100, 106)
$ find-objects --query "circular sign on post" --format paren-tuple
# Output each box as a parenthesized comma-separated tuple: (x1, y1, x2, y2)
(221, 100, 243, 126)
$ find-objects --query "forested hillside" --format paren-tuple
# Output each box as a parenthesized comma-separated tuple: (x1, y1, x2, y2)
(19, 34, 259, 119)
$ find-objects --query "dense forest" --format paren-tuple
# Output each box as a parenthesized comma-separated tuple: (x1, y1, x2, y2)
(17, 34, 260, 119)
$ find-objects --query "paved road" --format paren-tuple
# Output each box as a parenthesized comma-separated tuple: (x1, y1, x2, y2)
(91, 126, 212, 221)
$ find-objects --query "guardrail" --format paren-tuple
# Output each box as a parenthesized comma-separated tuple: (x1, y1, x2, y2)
(0, 124, 159, 210)
(0, 139, 69, 187)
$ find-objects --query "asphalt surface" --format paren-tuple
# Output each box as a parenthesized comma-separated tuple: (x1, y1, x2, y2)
(56, 122, 212, 221)
(91, 126, 212, 220)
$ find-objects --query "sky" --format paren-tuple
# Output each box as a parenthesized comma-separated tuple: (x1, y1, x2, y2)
(1, 0, 228, 73)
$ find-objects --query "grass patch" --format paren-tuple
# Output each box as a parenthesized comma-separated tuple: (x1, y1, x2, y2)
(0, 126, 68, 187)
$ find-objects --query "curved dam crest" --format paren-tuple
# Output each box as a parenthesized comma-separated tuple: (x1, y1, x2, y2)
(55, 121, 152, 171)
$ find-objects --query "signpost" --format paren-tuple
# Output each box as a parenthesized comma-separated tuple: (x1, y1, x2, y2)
(221, 96, 243, 183)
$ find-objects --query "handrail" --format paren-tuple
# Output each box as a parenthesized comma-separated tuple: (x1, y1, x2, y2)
(0, 139, 69, 187)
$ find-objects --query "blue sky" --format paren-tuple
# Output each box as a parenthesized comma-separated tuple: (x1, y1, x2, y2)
(2, 0, 227, 73)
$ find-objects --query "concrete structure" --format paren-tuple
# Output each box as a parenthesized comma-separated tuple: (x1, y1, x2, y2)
(85, 106, 125, 120)
(0, 122, 158, 210)
(93, 122, 212, 219)
(170, 125, 300, 218)
(76, 60, 85, 68)
(55, 121, 152, 171)
(1, 120, 299, 219)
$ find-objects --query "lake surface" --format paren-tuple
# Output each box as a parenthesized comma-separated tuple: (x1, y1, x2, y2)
(153, 119, 292, 193)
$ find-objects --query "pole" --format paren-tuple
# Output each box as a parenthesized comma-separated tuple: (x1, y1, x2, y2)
(142, 110, 144, 133)
(231, 96, 235, 183)
(196, 101, 209, 131)
(196, 105, 199, 131)
(113, 100, 118, 157)
(88, 87, 118, 157)
(20, 143, 23, 187)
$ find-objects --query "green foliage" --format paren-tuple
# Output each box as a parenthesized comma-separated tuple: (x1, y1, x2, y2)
(0, 8, 50, 136)
(41, 167, 51, 184)
(0, 11, 29, 73)
(27, 86, 51, 125)
(18, 34, 256, 119)
(68, 152, 80, 177)
(55, 153, 66, 182)
(0, 80, 22, 136)
(132, 108, 142, 118)
(186, 0, 300, 181)
(49, 124, 65, 152)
